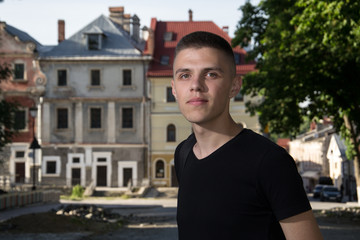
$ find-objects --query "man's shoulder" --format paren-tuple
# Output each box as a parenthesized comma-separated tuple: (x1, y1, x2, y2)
(234, 129, 288, 159)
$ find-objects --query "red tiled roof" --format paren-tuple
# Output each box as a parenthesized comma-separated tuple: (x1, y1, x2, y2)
(146, 19, 255, 77)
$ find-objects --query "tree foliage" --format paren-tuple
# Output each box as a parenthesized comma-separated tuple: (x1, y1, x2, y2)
(0, 63, 18, 151)
(233, 0, 360, 140)
(233, 0, 360, 198)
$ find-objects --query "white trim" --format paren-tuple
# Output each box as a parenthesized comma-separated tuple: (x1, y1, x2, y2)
(118, 161, 138, 187)
(66, 153, 86, 187)
(92, 152, 112, 187)
(10, 145, 30, 183)
(42, 156, 61, 177)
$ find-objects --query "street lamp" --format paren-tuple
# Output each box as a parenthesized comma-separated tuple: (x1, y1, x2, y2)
(29, 106, 41, 191)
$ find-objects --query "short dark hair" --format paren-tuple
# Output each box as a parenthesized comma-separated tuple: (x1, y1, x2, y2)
(174, 31, 236, 76)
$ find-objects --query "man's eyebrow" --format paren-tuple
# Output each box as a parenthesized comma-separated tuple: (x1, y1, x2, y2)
(174, 68, 191, 75)
(203, 67, 224, 73)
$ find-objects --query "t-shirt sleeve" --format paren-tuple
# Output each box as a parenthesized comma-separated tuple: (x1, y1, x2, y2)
(258, 147, 311, 221)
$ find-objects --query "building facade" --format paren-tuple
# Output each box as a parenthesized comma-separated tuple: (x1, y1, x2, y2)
(39, 7, 151, 189)
(145, 10, 259, 187)
(0, 22, 45, 189)
(289, 122, 335, 192)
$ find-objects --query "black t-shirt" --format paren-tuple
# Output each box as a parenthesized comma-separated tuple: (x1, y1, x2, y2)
(175, 129, 311, 240)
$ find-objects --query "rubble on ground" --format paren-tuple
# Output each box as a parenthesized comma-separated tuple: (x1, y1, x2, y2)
(54, 204, 121, 223)
(317, 207, 360, 222)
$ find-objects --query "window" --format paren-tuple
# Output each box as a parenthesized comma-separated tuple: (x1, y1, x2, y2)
(15, 151, 25, 158)
(234, 54, 241, 65)
(73, 157, 80, 163)
(167, 124, 176, 142)
(122, 108, 133, 129)
(90, 108, 101, 129)
(166, 87, 176, 102)
(234, 92, 244, 102)
(123, 70, 132, 86)
(46, 161, 57, 174)
(91, 69, 101, 86)
(155, 160, 165, 178)
(88, 34, 100, 50)
(57, 108, 68, 129)
(160, 56, 169, 65)
(163, 32, 173, 41)
(14, 110, 26, 130)
(57, 69, 67, 86)
(43, 156, 61, 176)
(14, 63, 25, 80)
(98, 158, 107, 162)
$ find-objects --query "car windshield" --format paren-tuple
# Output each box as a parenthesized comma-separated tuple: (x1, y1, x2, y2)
(324, 187, 338, 192)
(315, 186, 323, 190)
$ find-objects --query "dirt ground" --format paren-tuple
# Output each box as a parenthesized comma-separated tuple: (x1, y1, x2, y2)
(1, 207, 360, 240)
(0, 211, 122, 234)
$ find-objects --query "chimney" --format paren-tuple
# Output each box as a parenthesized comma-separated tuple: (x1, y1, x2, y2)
(222, 26, 229, 35)
(141, 26, 149, 41)
(188, 9, 193, 22)
(132, 15, 140, 42)
(109, 6, 124, 26)
(123, 14, 131, 33)
(147, 28, 155, 55)
(58, 20, 65, 43)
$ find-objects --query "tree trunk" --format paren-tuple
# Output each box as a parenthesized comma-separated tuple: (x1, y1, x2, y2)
(343, 115, 360, 205)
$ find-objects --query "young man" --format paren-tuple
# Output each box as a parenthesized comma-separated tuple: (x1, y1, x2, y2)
(172, 31, 323, 240)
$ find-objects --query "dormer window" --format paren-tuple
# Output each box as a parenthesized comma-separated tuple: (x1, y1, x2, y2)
(160, 55, 170, 65)
(163, 32, 173, 41)
(88, 34, 101, 50)
(84, 26, 105, 50)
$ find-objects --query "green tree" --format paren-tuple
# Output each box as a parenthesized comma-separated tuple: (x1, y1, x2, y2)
(0, 63, 18, 152)
(233, 0, 360, 201)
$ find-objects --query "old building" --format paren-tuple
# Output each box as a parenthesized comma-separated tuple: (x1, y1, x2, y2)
(289, 120, 335, 192)
(0, 22, 45, 188)
(39, 7, 151, 189)
(327, 134, 356, 199)
(145, 10, 259, 187)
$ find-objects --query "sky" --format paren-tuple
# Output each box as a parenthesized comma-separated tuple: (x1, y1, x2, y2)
(0, 0, 260, 46)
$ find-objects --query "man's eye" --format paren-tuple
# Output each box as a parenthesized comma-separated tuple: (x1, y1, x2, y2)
(206, 72, 218, 78)
(180, 74, 190, 79)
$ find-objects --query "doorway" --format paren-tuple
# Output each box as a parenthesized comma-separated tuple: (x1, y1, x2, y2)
(123, 168, 133, 187)
(97, 166, 107, 186)
(15, 162, 25, 183)
(71, 168, 81, 186)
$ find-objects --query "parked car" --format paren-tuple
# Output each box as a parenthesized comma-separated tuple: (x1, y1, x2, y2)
(320, 186, 342, 202)
(313, 184, 325, 198)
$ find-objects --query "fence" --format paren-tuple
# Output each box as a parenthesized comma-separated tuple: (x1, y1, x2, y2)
(0, 190, 60, 211)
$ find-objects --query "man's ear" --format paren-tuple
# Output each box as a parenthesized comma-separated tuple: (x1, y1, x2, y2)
(171, 80, 177, 99)
(229, 76, 242, 98)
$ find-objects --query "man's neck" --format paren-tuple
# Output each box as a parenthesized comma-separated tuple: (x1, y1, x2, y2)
(192, 120, 243, 159)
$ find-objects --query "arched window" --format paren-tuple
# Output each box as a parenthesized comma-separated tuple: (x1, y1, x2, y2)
(167, 124, 176, 142)
(155, 160, 165, 178)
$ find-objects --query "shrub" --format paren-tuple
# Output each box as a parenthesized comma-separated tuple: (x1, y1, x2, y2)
(71, 184, 84, 199)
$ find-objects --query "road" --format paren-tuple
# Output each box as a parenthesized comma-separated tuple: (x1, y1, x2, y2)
(1, 195, 360, 240)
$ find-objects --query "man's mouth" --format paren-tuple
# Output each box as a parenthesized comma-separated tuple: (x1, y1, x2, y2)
(187, 98, 208, 106)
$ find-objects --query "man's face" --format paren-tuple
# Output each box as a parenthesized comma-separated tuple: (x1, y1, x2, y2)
(172, 47, 240, 126)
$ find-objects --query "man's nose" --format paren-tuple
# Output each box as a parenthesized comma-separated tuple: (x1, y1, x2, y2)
(190, 75, 205, 92)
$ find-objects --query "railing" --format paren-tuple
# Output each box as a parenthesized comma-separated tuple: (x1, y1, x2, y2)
(0, 190, 60, 211)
